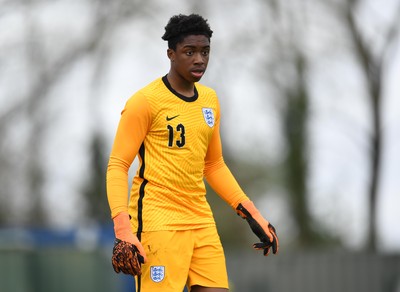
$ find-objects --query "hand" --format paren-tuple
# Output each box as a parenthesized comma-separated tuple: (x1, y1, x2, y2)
(112, 211, 147, 276)
(236, 200, 279, 256)
(112, 238, 144, 276)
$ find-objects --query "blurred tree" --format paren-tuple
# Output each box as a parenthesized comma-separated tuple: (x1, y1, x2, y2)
(82, 132, 109, 223)
(1, 1, 103, 226)
(258, 0, 335, 247)
(281, 54, 314, 246)
(251, 0, 400, 250)
(0, 0, 157, 226)
(335, 0, 400, 251)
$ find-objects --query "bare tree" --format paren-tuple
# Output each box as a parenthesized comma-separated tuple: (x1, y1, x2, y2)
(334, 0, 400, 251)
(0, 0, 157, 226)
(258, 0, 330, 247)
(255, 0, 400, 250)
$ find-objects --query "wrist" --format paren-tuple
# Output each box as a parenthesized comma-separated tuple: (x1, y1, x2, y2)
(237, 200, 259, 218)
(237, 200, 271, 234)
(113, 211, 133, 241)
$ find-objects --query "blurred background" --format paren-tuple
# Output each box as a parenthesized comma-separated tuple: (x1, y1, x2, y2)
(1, 0, 400, 291)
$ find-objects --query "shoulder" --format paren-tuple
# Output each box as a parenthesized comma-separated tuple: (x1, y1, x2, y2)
(196, 83, 220, 111)
(125, 77, 164, 107)
(139, 77, 166, 97)
(195, 82, 218, 97)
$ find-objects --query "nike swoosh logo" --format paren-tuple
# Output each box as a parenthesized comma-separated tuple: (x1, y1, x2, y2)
(166, 115, 179, 121)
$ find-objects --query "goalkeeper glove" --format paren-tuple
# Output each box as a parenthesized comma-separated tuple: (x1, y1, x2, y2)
(112, 239, 143, 276)
(112, 212, 147, 275)
(236, 200, 279, 256)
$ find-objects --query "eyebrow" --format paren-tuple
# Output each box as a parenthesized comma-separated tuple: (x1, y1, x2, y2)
(182, 45, 210, 49)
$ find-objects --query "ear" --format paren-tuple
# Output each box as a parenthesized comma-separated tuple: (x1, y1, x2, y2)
(167, 48, 175, 62)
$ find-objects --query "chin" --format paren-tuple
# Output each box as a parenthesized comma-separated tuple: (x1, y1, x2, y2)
(185, 76, 201, 83)
(191, 75, 204, 82)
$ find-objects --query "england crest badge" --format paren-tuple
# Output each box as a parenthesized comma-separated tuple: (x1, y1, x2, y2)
(202, 108, 215, 128)
(150, 266, 165, 283)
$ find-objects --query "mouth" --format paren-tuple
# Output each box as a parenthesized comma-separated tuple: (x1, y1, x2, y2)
(191, 68, 205, 79)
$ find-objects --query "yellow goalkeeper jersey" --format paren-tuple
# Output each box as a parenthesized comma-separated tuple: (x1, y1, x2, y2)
(107, 76, 248, 233)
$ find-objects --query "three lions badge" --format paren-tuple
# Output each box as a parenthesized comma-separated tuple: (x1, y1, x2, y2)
(202, 108, 215, 127)
(150, 266, 165, 283)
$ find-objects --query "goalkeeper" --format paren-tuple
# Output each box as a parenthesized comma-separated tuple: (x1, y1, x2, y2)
(106, 13, 279, 292)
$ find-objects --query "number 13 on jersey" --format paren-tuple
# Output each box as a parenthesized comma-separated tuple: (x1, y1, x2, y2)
(167, 124, 186, 148)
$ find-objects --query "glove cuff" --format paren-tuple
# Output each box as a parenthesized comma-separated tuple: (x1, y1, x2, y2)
(236, 200, 259, 219)
(113, 211, 133, 241)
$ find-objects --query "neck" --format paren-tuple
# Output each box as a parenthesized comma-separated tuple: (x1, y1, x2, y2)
(167, 72, 195, 97)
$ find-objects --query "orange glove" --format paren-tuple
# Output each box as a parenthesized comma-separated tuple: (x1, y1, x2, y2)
(113, 212, 147, 263)
(236, 200, 279, 256)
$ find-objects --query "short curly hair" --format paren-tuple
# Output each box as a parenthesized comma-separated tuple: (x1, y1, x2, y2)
(162, 14, 213, 50)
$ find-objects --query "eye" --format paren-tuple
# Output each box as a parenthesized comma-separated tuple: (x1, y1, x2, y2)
(186, 51, 194, 56)
(202, 50, 210, 56)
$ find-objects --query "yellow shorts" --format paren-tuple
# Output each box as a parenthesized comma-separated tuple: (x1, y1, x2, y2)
(136, 226, 229, 292)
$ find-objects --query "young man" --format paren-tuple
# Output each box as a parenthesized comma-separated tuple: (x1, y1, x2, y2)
(106, 14, 279, 292)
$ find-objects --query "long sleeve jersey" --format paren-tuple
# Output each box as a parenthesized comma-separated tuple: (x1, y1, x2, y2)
(106, 76, 248, 233)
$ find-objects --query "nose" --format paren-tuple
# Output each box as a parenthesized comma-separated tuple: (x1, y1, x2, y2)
(194, 52, 205, 64)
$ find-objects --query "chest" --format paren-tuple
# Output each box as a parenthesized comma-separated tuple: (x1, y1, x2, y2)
(150, 100, 216, 149)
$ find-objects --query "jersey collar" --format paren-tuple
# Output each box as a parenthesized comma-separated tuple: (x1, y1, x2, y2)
(162, 75, 198, 102)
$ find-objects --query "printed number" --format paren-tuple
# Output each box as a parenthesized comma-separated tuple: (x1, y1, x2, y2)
(176, 124, 185, 147)
(167, 124, 186, 147)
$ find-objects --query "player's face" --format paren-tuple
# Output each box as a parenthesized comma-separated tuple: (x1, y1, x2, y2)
(168, 34, 210, 83)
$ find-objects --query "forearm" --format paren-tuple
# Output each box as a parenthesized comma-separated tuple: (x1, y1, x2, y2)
(108, 157, 147, 262)
(204, 156, 249, 209)
(106, 156, 130, 218)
